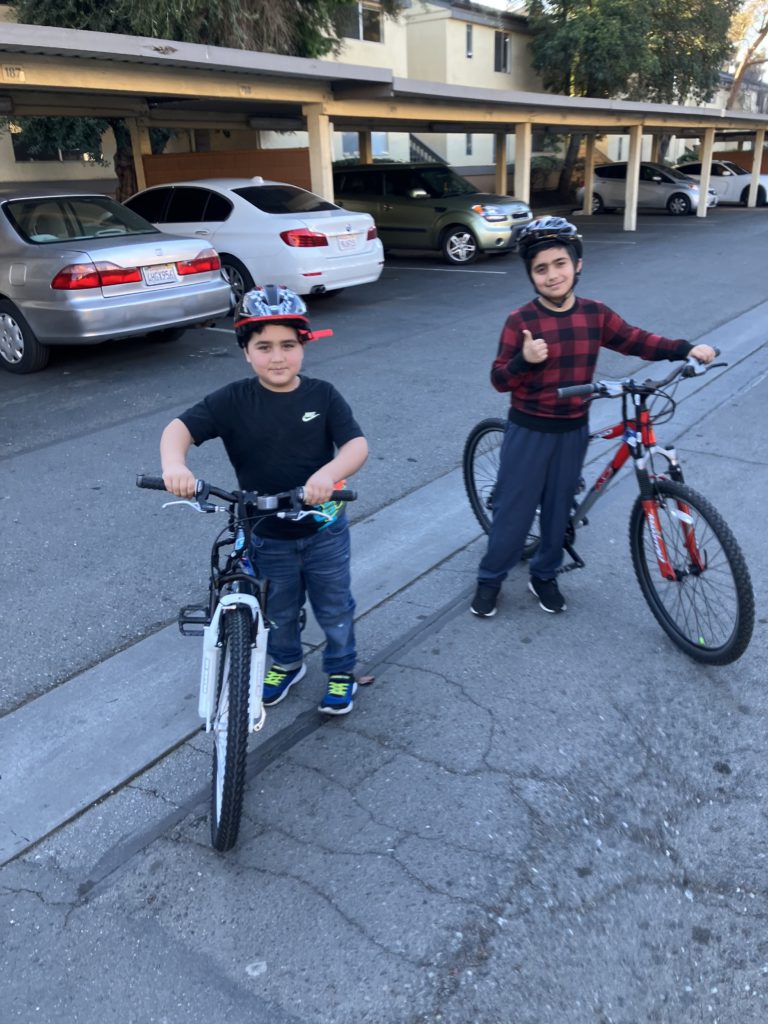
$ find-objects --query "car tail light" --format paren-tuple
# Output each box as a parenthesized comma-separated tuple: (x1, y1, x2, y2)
(366, 225, 378, 240)
(176, 249, 222, 275)
(280, 228, 329, 247)
(51, 261, 142, 289)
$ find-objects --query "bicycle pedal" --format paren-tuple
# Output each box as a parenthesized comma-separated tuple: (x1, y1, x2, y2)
(179, 604, 211, 636)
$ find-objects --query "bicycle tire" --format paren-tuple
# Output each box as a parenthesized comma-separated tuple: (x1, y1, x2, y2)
(629, 479, 754, 665)
(210, 606, 252, 851)
(462, 417, 540, 558)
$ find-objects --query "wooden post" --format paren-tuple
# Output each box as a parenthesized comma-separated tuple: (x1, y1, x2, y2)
(623, 124, 643, 232)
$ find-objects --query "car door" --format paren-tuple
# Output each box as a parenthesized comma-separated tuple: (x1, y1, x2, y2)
(377, 168, 438, 248)
(637, 164, 667, 209)
(333, 169, 386, 235)
(159, 187, 232, 242)
(711, 163, 740, 203)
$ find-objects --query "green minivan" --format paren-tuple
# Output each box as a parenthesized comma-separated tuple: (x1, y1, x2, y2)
(332, 162, 532, 265)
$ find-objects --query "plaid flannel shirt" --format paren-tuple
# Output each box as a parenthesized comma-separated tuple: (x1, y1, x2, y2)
(491, 297, 692, 432)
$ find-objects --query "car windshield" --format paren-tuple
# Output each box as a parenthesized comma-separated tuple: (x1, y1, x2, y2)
(721, 161, 748, 175)
(3, 196, 159, 244)
(234, 185, 337, 214)
(417, 168, 479, 198)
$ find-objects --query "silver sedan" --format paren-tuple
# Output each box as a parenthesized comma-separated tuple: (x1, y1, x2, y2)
(0, 192, 234, 373)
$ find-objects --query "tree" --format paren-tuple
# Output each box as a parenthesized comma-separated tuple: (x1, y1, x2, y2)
(727, 0, 768, 109)
(9, 0, 404, 196)
(527, 0, 740, 197)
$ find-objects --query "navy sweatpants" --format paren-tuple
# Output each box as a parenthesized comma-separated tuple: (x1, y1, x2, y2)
(477, 421, 589, 585)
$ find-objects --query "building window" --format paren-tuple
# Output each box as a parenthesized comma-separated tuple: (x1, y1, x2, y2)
(466, 133, 473, 156)
(466, 24, 473, 58)
(494, 31, 510, 73)
(337, 1, 383, 43)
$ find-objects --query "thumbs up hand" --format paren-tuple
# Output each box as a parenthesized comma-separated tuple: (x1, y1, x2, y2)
(522, 329, 548, 364)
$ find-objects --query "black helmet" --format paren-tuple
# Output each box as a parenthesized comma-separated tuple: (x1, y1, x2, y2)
(518, 217, 583, 265)
(233, 284, 332, 347)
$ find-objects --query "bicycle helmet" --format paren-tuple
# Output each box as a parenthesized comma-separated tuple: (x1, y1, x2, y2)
(517, 216, 583, 266)
(233, 284, 332, 347)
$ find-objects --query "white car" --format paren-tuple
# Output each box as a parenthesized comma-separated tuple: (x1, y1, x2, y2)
(675, 159, 768, 206)
(124, 177, 384, 301)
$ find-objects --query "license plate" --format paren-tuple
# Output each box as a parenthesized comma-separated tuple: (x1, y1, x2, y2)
(337, 234, 358, 252)
(142, 263, 177, 286)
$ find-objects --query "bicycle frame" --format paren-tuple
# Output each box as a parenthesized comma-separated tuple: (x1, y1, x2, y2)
(563, 390, 694, 582)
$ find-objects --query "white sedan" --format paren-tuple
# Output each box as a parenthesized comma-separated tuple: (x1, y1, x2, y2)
(675, 159, 768, 206)
(124, 177, 385, 301)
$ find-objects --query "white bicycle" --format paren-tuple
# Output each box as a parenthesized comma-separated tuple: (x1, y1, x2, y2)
(136, 476, 356, 851)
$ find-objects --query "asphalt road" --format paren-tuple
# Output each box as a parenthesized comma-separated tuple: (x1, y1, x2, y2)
(2, 206, 767, 715)
(2, 206, 768, 1024)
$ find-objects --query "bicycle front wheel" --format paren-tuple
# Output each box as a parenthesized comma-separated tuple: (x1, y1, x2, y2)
(629, 480, 754, 665)
(210, 606, 252, 851)
(462, 417, 540, 559)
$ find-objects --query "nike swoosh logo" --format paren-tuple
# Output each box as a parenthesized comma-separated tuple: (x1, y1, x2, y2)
(302, 411, 320, 422)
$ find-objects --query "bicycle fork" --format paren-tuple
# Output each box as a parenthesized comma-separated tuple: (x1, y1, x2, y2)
(198, 594, 269, 734)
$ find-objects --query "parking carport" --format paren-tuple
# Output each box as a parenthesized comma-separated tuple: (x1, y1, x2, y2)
(1, 21, 767, 230)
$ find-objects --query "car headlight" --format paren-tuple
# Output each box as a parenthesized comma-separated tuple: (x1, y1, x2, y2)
(471, 204, 508, 222)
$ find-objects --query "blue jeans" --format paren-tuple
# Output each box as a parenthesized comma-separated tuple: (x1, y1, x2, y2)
(478, 421, 589, 584)
(250, 514, 356, 675)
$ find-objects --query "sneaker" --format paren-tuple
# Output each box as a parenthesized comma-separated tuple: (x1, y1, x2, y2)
(528, 576, 566, 614)
(470, 583, 500, 617)
(262, 664, 306, 706)
(318, 672, 358, 716)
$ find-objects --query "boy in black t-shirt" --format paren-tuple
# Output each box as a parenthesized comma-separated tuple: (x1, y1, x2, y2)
(160, 285, 368, 716)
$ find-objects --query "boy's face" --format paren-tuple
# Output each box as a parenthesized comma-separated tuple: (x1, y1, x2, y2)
(243, 323, 304, 391)
(529, 245, 582, 307)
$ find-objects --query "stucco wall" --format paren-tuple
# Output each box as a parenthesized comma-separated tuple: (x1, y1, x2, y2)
(0, 126, 117, 186)
(336, 12, 409, 76)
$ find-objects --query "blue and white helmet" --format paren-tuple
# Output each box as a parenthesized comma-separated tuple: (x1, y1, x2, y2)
(233, 284, 311, 346)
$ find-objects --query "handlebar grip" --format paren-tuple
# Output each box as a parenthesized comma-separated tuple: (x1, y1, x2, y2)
(136, 474, 168, 491)
(332, 489, 357, 502)
(557, 383, 598, 398)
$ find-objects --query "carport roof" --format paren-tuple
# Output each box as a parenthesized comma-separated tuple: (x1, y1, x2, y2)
(1, 21, 767, 138)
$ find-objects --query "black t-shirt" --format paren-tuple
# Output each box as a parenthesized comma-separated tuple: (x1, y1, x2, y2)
(179, 375, 363, 538)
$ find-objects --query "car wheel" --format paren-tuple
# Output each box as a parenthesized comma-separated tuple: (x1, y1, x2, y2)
(145, 327, 186, 343)
(0, 300, 50, 374)
(220, 256, 254, 304)
(591, 192, 605, 214)
(740, 185, 767, 206)
(667, 193, 692, 216)
(441, 226, 479, 265)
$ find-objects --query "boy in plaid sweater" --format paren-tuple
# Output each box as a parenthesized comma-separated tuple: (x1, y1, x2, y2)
(471, 217, 715, 618)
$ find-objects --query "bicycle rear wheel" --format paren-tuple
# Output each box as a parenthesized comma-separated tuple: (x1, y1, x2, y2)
(210, 606, 252, 851)
(462, 417, 540, 558)
(629, 480, 754, 665)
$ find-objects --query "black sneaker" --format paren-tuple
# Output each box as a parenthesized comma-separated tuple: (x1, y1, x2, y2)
(528, 576, 566, 613)
(470, 583, 499, 617)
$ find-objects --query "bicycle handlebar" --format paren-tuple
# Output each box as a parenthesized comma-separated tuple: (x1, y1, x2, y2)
(135, 475, 357, 506)
(556, 349, 722, 400)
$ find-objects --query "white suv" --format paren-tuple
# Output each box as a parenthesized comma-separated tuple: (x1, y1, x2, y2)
(578, 162, 717, 216)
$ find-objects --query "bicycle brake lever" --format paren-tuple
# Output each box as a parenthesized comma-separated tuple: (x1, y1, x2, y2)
(161, 499, 223, 513)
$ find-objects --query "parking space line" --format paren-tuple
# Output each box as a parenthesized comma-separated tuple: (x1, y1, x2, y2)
(383, 266, 508, 274)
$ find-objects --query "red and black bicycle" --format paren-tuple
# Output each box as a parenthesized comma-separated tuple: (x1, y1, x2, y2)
(463, 355, 754, 665)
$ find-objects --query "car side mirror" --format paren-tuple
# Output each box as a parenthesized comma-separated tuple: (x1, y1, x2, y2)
(721, 170, 732, 176)
(408, 189, 429, 199)
(652, 176, 663, 183)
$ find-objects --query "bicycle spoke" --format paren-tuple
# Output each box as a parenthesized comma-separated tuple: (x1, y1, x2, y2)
(630, 480, 754, 665)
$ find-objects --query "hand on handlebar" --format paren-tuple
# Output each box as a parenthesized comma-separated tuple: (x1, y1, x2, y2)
(688, 344, 717, 365)
(302, 469, 342, 505)
(162, 465, 197, 498)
